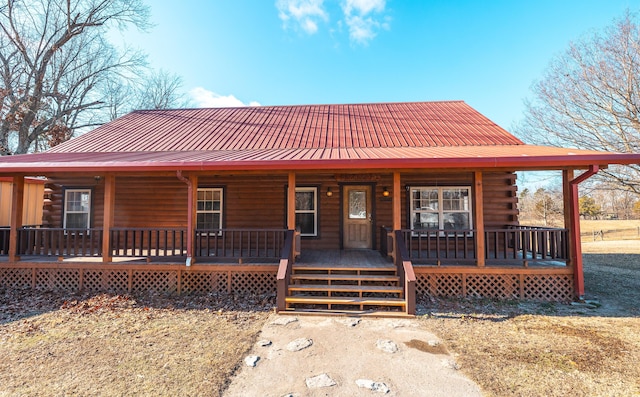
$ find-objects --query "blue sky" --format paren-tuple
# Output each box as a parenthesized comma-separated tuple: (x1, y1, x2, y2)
(110, 0, 640, 131)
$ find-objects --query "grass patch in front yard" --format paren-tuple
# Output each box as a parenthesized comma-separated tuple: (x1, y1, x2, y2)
(0, 292, 271, 396)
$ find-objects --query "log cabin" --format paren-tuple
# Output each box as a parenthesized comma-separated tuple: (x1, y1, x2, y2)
(1, 101, 639, 315)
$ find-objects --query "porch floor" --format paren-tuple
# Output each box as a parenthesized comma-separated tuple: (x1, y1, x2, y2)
(295, 250, 393, 269)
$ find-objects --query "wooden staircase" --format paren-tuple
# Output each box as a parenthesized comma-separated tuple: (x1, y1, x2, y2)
(284, 264, 409, 315)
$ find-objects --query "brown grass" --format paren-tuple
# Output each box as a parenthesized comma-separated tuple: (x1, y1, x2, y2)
(418, 235, 640, 397)
(0, 292, 271, 396)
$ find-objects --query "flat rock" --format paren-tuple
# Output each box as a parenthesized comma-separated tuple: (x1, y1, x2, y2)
(376, 339, 398, 353)
(244, 355, 259, 367)
(305, 373, 337, 389)
(256, 339, 272, 347)
(271, 316, 298, 326)
(286, 337, 313, 352)
(441, 359, 461, 370)
(356, 379, 390, 393)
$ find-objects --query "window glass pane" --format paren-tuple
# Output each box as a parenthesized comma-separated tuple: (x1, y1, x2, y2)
(413, 212, 438, 229)
(295, 213, 315, 235)
(443, 212, 469, 230)
(66, 213, 88, 229)
(295, 191, 314, 211)
(197, 213, 220, 229)
(348, 190, 367, 219)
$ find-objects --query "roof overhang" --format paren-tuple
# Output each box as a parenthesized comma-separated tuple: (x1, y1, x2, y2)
(0, 145, 638, 175)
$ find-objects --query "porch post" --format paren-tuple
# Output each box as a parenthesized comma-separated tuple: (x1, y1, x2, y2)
(102, 174, 115, 263)
(288, 172, 296, 259)
(562, 170, 574, 269)
(566, 165, 599, 299)
(188, 175, 198, 263)
(392, 172, 401, 231)
(8, 175, 25, 262)
(474, 171, 485, 267)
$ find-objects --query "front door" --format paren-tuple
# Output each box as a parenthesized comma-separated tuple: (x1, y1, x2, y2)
(343, 185, 372, 249)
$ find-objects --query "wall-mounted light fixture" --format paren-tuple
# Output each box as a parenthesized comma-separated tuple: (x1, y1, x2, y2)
(326, 187, 333, 197)
(382, 186, 390, 197)
(94, 176, 102, 183)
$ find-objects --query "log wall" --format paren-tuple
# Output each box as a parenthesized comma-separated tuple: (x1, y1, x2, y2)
(45, 171, 519, 251)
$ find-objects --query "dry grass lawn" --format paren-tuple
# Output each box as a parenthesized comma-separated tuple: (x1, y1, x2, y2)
(0, 293, 271, 396)
(418, 234, 640, 397)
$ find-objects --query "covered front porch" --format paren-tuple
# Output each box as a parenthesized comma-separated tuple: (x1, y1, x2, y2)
(0, 168, 587, 315)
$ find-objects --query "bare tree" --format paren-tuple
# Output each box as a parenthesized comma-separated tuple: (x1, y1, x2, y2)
(516, 11, 640, 194)
(135, 69, 188, 110)
(0, 0, 150, 154)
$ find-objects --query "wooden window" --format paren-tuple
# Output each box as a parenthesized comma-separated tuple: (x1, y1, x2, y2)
(295, 187, 317, 237)
(410, 187, 472, 234)
(64, 189, 91, 229)
(197, 188, 223, 230)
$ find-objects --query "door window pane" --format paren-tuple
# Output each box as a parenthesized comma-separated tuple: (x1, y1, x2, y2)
(348, 190, 367, 219)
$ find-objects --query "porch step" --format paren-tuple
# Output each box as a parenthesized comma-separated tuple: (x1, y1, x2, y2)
(286, 263, 406, 314)
(290, 274, 400, 282)
(288, 284, 402, 294)
(285, 295, 406, 308)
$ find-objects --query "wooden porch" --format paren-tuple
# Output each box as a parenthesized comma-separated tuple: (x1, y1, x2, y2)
(0, 225, 575, 314)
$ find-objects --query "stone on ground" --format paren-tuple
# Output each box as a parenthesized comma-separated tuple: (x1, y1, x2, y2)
(376, 339, 399, 353)
(244, 355, 259, 367)
(286, 337, 313, 352)
(356, 379, 390, 393)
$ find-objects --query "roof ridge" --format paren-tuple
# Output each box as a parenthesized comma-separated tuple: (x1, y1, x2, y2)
(131, 100, 468, 113)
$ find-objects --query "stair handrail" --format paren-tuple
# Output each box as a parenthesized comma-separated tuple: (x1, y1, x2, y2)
(276, 229, 295, 312)
(395, 230, 416, 315)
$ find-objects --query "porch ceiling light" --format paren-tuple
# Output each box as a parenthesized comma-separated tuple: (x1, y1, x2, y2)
(326, 187, 333, 197)
(382, 187, 390, 197)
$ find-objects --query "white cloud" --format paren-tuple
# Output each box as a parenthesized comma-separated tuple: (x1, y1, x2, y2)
(276, 0, 328, 34)
(275, 0, 389, 45)
(189, 87, 261, 108)
(342, 0, 387, 45)
(343, 0, 385, 16)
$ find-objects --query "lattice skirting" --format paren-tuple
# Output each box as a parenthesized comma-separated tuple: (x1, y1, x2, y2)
(0, 266, 277, 296)
(416, 272, 574, 302)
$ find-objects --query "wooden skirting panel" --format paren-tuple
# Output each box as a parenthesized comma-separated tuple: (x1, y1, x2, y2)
(415, 268, 574, 302)
(0, 263, 278, 296)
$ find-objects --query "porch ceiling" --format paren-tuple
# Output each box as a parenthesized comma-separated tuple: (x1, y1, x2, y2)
(0, 145, 638, 174)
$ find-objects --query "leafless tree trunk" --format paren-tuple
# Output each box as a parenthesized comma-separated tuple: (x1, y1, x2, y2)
(516, 11, 640, 195)
(0, 0, 150, 154)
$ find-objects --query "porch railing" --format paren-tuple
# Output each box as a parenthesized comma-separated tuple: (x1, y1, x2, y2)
(401, 229, 476, 264)
(195, 229, 288, 260)
(401, 226, 569, 266)
(1, 227, 10, 255)
(395, 230, 416, 315)
(486, 226, 569, 264)
(18, 227, 103, 257)
(111, 228, 186, 257)
(276, 230, 296, 312)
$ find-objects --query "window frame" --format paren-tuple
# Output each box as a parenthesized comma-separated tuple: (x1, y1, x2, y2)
(63, 188, 92, 230)
(196, 187, 224, 232)
(294, 186, 318, 237)
(409, 186, 473, 236)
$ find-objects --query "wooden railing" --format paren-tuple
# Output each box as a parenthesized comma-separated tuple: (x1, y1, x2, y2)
(379, 226, 393, 257)
(401, 229, 476, 264)
(195, 229, 287, 260)
(276, 230, 296, 312)
(395, 230, 416, 315)
(111, 228, 186, 257)
(1, 227, 10, 255)
(18, 228, 103, 257)
(486, 226, 569, 264)
(401, 226, 569, 266)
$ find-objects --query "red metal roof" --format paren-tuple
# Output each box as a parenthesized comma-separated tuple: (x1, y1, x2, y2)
(0, 101, 639, 173)
(1, 145, 639, 173)
(47, 101, 523, 153)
